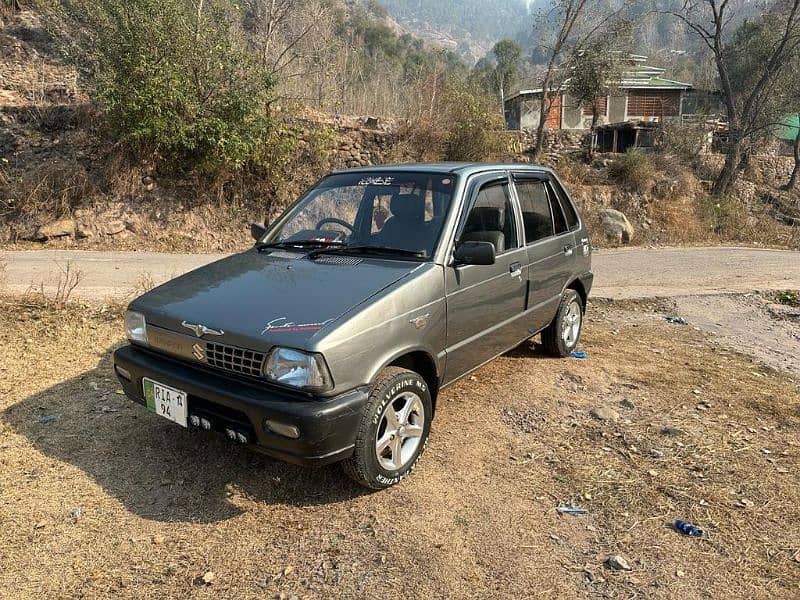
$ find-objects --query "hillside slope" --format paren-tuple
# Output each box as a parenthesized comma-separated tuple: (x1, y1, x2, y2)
(378, 0, 529, 62)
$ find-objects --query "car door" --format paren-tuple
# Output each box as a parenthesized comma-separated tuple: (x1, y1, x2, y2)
(513, 174, 577, 332)
(443, 173, 528, 383)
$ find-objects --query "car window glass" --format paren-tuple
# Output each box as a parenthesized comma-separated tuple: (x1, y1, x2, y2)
(271, 172, 457, 258)
(550, 180, 579, 230)
(460, 182, 518, 254)
(549, 185, 569, 235)
(516, 180, 554, 243)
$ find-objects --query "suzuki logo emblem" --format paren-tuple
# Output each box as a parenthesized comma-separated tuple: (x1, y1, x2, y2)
(192, 343, 205, 361)
(182, 321, 224, 338)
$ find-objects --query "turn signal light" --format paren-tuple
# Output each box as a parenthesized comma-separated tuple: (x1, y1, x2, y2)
(265, 419, 300, 439)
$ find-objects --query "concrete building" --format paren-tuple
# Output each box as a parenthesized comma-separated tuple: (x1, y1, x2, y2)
(504, 55, 709, 132)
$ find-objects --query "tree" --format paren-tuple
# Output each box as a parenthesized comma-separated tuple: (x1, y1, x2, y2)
(668, 0, 800, 196)
(780, 64, 800, 189)
(532, 0, 590, 157)
(785, 116, 800, 189)
(566, 46, 624, 155)
(491, 39, 522, 114)
(530, 0, 629, 157)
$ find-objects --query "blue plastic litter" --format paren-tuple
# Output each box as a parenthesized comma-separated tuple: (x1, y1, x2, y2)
(673, 519, 704, 537)
(557, 506, 588, 515)
(570, 351, 588, 359)
(38, 415, 58, 425)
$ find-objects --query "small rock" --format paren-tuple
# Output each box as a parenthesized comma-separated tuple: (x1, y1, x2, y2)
(201, 571, 215, 585)
(660, 426, 684, 436)
(70, 507, 82, 521)
(34, 520, 47, 530)
(676, 569, 686, 577)
(98, 220, 126, 236)
(605, 554, 632, 571)
(142, 176, 156, 191)
(152, 534, 166, 545)
(590, 406, 620, 422)
(619, 399, 635, 410)
(38, 415, 58, 425)
(75, 224, 94, 239)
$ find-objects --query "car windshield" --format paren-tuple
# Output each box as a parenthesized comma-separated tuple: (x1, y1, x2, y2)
(264, 171, 458, 259)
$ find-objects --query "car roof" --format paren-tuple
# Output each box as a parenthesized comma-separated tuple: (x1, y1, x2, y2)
(329, 162, 556, 178)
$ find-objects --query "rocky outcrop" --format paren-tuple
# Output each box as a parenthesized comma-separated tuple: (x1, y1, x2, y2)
(598, 208, 634, 244)
(34, 218, 75, 240)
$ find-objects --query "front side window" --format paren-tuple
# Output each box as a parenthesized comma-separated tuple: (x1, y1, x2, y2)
(267, 172, 457, 258)
(460, 182, 519, 254)
(516, 180, 554, 243)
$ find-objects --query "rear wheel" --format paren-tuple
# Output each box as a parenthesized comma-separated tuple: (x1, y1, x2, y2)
(542, 289, 584, 357)
(342, 367, 432, 490)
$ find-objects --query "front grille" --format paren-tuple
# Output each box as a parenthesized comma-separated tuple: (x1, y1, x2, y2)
(205, 342, 266, 377)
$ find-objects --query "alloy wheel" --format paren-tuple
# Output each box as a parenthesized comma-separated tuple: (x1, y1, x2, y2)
(375, 392, 425, 471)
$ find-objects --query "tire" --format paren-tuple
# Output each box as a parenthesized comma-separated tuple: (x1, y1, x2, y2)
(342, 367, 432, 490)
(541, 288, 584, 357)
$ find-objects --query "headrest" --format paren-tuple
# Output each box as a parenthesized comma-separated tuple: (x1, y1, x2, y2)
(390, 193, 425, 222)
(468, 207, 504, 231)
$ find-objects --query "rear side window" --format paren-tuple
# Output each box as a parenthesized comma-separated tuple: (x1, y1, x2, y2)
(550, 179, 580, 230)
(549, 185, 569, 235)
(516, 180, 553, 243)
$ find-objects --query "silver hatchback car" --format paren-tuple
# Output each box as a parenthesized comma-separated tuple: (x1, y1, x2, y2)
(114, 163, 593, 489)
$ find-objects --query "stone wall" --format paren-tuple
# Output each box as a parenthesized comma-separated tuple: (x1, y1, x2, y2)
(500, 129, 589, 163)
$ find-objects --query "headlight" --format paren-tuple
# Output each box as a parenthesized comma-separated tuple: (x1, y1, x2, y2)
(124, 311, 148, 344)
(264, 347, 332, 391)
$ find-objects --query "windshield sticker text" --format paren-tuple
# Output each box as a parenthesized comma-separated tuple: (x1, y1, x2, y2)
(261, 317, 334, 334)
(357, 176, 395, 186)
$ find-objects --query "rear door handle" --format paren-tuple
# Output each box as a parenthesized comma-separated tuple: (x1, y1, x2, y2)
(509, 261, 522, 278)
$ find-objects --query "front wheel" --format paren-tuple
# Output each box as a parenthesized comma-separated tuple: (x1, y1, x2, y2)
(342, 367, 432, 490)
(541, 289, 584, 357)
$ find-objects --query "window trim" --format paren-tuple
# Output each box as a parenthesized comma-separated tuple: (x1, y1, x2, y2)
(455, 175, 522, 257)
(512, 175, 563, 246)
(547, 176, 582, 233)
(545, 181, 570, 237)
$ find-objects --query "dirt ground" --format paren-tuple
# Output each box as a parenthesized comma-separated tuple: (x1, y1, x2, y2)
(1, 296, 799, 599)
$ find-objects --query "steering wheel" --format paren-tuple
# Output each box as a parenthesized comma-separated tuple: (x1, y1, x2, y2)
(315, 217, 354, 233)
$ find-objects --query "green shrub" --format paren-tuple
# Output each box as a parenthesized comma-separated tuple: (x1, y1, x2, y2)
(56, 0, 292, 175)
(777, 290, 800, 306)
(608, 150, 656, 192)
(399, 76, 503, 162)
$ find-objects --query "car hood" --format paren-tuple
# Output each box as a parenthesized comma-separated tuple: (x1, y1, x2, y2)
(131, 249, 422, 350)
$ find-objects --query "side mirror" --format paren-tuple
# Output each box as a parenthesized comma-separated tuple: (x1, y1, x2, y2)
(453, 241, 495, 266)
(250, 221, 268, 241)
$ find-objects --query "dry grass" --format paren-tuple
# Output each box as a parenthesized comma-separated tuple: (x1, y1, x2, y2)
(0, 296, 799, 598)
(23, 259, 83, 309)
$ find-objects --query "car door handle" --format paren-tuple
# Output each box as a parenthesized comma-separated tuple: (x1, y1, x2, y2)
(509, 261, 522, 278)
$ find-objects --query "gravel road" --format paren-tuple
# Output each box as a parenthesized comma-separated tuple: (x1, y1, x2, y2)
(2, 246, 798, 300)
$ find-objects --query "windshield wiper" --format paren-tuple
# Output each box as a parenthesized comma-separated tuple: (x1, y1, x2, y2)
(256, 240, 346, 253)
(308, 245, 426, 259)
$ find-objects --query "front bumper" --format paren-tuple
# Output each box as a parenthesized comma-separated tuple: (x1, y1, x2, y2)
(112, 344, 369, 466)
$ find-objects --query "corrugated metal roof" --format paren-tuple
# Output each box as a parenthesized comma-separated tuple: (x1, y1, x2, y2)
(505, 54, 692, 103)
